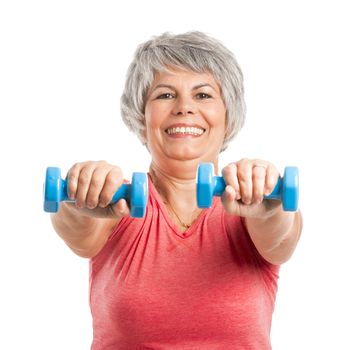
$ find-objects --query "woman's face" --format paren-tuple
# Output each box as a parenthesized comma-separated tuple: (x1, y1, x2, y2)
(144, 68, 227, 165)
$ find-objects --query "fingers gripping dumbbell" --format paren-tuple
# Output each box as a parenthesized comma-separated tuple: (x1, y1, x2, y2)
(43, 167, 148, 218)
(196, 163, 299, 211)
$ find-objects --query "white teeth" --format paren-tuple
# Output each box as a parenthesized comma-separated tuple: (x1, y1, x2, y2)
(166, 127, 205, 135)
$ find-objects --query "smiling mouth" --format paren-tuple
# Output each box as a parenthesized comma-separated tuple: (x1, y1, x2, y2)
(165, 126, 205, 136)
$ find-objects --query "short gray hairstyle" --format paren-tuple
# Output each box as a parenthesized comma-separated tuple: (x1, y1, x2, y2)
(120, 31, 246, 151)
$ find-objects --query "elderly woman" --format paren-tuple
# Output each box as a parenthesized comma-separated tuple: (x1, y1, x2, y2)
(51, 32, 302, 349)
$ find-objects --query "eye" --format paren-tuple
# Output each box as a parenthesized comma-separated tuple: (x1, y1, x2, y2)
(196, 92, 211, 99)
(156, 92, 175, 99)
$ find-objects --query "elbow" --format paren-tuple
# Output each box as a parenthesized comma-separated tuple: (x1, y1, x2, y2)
(64, 236, 105, 259)
(66, 245, 97, 259)
(260, 248, 294, 266)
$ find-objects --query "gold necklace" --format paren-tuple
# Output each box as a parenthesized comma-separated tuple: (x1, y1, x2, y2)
(149, 172, 199, 230)
(165, 201, 192, 229)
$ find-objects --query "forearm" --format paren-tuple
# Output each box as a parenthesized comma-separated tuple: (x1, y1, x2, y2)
(50, 203, 108, 257)
(245, 207, 303, 265)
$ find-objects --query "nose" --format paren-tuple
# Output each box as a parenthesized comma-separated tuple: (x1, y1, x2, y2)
(172, 95, 197, 116)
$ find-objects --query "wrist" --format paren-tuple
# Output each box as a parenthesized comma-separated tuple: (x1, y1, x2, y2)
(249, 204, 295, 231)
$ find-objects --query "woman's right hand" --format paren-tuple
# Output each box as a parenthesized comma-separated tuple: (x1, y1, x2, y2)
(65, 160, 131, 219)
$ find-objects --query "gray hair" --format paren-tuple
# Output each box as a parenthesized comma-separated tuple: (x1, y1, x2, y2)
(120, 31, 246, 151)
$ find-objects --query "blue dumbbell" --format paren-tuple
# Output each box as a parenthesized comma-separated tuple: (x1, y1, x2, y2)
(43, 167, 148, 218)
(196, 163, 299, 211)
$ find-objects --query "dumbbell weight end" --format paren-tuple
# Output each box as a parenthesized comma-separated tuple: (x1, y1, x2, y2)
(265, 167, 299, 211)
(43, 167, 71, 213)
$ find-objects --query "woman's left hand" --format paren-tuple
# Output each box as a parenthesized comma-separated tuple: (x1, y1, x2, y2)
(221, 158, 282, 219)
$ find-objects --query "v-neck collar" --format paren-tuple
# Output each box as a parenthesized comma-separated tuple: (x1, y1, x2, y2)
(147, 174, 219, 239)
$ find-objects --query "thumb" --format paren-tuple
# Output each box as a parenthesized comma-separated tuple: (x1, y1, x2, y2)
(109, 198, 130, 219)
(221, 185, 240, 215)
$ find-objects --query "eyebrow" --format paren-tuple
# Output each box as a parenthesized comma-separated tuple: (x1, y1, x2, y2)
(152, 83, 217, 91)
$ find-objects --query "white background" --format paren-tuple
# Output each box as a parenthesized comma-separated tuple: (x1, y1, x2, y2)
(1, 0, 349, 349)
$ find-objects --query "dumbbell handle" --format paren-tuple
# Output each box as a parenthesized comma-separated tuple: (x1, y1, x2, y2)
(48, 178, 131, 205)
(212, 176, 283, 200)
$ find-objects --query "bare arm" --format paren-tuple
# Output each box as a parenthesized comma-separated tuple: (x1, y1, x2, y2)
(244, 208, 302, 265)
(222, 158, 303, 265)
(50, 161, 130, 258)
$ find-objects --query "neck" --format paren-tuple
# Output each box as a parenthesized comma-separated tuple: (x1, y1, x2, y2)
(149, 160, 197, 207)
(149, 160, 218, 211)
(148, 158, 219, 231)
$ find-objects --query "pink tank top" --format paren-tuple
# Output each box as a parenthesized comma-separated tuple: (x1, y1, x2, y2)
(89, 176, 279, 349)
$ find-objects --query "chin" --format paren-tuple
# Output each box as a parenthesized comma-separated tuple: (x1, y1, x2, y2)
(162, 147, 199, 161)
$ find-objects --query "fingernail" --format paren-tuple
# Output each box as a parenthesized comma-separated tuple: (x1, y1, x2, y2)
(68, 191, 75, 200)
